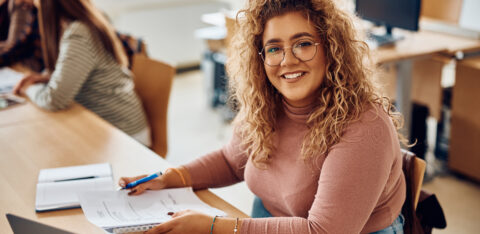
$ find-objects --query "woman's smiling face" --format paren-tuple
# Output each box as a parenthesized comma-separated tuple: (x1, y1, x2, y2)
(262, 11, 326, 107)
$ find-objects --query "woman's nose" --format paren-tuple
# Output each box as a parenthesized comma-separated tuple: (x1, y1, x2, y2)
(280, 48, 300, 66)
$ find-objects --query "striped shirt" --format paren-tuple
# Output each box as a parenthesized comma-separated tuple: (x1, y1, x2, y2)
(26, 21, 148, 136)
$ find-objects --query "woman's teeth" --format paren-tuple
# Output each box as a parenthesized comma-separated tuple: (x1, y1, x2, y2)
(283, 72, 303, 79)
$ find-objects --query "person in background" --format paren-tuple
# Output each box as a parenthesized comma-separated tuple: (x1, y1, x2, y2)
(0, 0, 144, 71)
(120, 0, 407, 233)
(13, 0, 150, 146)
(0, 0, 44, 72)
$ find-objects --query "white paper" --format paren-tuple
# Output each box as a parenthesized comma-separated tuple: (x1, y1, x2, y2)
(78, 187, 226, 231)
(35, 177, 114, 211)
(0, 68, 23, 94)
(38, 163, 112, 183)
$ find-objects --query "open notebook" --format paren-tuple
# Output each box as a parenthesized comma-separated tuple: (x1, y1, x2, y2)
(78, 187, 226, 233)
(35, 163, 114, 212)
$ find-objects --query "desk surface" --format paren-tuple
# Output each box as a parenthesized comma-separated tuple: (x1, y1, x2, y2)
(0, 103, 248, 233)
(374, 30, 480, 64)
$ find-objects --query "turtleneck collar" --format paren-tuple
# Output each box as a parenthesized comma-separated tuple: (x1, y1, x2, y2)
(282, 99, 316, 123)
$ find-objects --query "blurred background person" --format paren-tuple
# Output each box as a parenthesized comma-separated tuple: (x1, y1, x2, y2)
(13, 0, 150, 145)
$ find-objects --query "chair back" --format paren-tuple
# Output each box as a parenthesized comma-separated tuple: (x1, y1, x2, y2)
(401, 150, 427, 234)
(421, 0, 463, 24)
(131, 54, 175, 157)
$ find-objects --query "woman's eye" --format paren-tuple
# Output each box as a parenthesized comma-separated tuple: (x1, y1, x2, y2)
(296, 41, 313, 48)
(266, 47, 281, 54)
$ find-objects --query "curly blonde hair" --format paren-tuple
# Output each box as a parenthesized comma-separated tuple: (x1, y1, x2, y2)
(227, 0, 405, 168)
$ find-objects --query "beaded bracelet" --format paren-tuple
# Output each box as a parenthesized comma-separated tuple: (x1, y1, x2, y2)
(234, 217, 239, 233)
(168, 168, 187, 186)
(210, 215, 218, 234)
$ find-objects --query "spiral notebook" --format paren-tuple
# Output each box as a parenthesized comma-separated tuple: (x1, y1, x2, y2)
(78, 187, 226, 233)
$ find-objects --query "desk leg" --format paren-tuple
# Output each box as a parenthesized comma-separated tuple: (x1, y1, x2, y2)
(396, 60, 413, 139)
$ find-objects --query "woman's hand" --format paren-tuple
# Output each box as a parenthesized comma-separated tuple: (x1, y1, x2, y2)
(145, 210, 213, 234)
(118, 174, 167, 196)
(13, 73, 50, 96)
(118, 167, 191, 196)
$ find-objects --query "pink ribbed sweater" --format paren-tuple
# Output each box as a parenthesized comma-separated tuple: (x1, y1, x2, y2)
(184, 102, 405, 234)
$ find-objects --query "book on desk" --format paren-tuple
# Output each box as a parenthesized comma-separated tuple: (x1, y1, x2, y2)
(35, 163, 114, 212)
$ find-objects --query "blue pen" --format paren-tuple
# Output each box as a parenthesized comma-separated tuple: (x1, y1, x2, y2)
(121, 171, 162, 189)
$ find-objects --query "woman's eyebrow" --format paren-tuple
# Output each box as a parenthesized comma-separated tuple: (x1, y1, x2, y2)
(264, 38, 282, 45)
(264, 32, 315, 45)
(290, 32, 315, 40)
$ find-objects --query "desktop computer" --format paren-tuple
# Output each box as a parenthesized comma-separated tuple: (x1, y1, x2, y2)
(356, 0, 422, 47)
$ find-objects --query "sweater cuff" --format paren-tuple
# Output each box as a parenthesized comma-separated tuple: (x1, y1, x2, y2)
(182, 158, 208, 189)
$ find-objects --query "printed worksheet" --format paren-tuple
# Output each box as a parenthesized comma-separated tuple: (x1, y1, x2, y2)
(78, 187, 226, 232)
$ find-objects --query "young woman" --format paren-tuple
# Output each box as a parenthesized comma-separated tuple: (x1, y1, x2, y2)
(13, 0, 150, 145)
(120, 0, 407, 233)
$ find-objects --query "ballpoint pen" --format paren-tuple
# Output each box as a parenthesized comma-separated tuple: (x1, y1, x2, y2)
(120, 171, 162, 190)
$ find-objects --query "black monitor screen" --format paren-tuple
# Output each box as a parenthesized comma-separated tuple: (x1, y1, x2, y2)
(356, 0, 421, 32)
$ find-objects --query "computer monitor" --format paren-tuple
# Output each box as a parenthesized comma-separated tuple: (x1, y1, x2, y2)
(355, 0, 421, 46)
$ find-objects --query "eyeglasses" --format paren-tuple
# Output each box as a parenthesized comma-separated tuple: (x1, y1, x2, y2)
(259, 39, 321, 66)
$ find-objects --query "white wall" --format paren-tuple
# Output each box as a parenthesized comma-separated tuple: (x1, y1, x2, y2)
(94, 0, 231, 67)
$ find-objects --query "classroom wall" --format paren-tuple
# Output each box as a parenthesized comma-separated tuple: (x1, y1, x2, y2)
(94, 0, 230, 68)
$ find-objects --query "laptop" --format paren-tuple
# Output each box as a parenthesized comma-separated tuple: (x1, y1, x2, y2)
(6, 213, 74, 234)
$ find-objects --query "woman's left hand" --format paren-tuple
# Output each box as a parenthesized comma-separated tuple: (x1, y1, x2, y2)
(145, 210, 213, 234)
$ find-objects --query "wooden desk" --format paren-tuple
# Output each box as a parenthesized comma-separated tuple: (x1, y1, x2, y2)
(0, 103, 248, 233)
(374, 30, 480, 65)
(373, 30, 480, 137)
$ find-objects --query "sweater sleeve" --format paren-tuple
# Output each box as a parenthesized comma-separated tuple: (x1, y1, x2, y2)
(240, 112, 400, 234)
(183, 129, 248, 190)
(26, 22, 96, 111)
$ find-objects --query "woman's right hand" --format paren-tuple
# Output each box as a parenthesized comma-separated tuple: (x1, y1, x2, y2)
(118, 174, 167, 196)
(118, 168, 191, 196)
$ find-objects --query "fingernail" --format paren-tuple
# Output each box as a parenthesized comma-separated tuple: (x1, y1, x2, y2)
(128, 189, 136, 195)
(167, 212, 174, 216)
